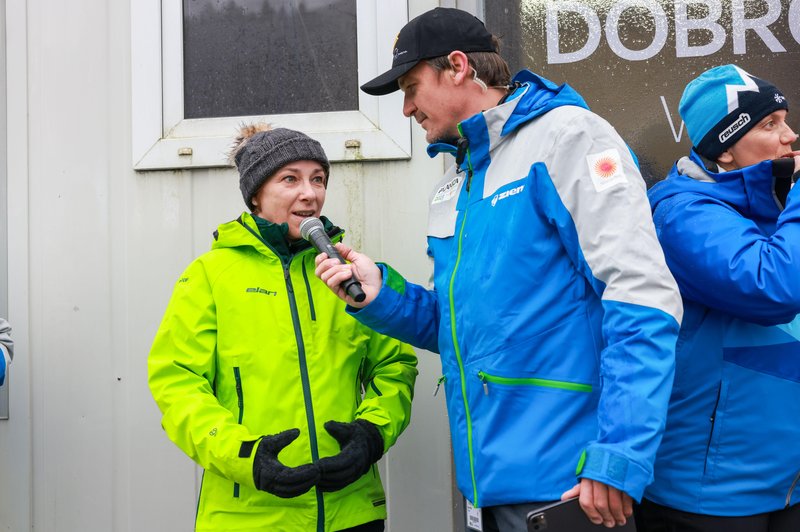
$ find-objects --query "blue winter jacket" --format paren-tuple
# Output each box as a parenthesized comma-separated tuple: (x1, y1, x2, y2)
(0, 318, 12, 386)
(646, 150, 800, 515)
(352, 70, 682, 507)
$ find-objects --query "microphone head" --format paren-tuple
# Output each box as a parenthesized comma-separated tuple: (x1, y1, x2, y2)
(299, 217, 325, 241)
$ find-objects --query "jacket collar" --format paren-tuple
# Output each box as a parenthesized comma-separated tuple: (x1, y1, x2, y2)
(426, 69, 589, 172)
(212, 212, 341, 264)
(649, 149, 784, 220)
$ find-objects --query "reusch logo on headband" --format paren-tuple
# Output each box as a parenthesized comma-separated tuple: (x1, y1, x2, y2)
(719, 113, 751, 144)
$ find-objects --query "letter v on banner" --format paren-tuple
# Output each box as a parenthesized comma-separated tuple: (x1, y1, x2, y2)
(660, 96, 685, 143)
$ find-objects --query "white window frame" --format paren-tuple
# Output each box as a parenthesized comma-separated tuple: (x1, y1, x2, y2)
(131, 0, 410, 171)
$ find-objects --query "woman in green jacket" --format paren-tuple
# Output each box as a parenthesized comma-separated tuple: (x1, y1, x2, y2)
(148, 124, 418, 532)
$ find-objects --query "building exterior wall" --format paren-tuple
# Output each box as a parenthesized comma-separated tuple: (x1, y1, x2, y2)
(0, 0, 453, 531)
(1, 0, 798, 531)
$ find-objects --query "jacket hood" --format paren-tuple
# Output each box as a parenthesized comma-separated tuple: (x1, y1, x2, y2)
(649, 149, 786, 221)
(426, 69, 589, 159)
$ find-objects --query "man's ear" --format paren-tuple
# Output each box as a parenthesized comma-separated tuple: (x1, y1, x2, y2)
(717, 150, 734, 166)
(447, 51, 471, 85)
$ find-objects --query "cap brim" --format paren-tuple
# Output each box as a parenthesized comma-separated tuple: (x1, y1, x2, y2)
(360, 61, 419, 96)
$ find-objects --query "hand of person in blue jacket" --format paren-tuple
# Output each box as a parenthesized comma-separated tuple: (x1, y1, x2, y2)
(561, 478, 633, 528)
(252, 428, 320, 498)
(314, 243, 382, 308)
(317, 419, 384, 492)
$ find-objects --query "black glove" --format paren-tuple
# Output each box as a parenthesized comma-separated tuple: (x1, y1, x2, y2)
(317, 419, 384, 492)
(772, 157, 798, 209)
(252, 428, 320, 498)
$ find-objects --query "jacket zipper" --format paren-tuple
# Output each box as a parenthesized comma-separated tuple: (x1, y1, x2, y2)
(355, 357, 366, 409)
(233, 367, 244, 498)
(786, 469, 800, 507)
(450, 123, 480, 507)
(284, 262, 325, 532)
(301, 260, 317, 321)
(455, 137, 472, 192)
(477, 371, 593, 394)
(703, 382, 723, 474)
(433, 375, 446, 396)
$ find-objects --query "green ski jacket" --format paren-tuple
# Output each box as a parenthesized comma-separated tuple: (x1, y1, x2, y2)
(149, 213, 418, 531)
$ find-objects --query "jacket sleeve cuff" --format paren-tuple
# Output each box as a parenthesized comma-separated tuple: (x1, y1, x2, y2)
(575, 447, 651, 502)
(345, 263, 406, 327)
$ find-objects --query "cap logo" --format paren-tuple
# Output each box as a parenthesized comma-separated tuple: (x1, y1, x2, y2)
(393, 48, 408, 61)
(725, 66, 758, 113)
(719, 113, 751, 144)
(775, 93, 786, 104)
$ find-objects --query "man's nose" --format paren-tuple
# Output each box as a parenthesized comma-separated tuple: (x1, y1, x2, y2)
(781, 121, 798, 144)
(402, 95, 416, 118)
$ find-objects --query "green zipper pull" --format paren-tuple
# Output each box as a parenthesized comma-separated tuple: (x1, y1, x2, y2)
(433, 375, 446, 396)
(478, 372, 489, 395)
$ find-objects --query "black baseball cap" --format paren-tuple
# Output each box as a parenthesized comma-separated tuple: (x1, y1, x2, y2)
(360, 8, 496, 96)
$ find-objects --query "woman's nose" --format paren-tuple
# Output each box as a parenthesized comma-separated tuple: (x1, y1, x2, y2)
(298, 179, 315, 198)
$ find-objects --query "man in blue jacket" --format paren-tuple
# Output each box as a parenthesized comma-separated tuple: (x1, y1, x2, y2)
(0, 318, 13, 386)
(639, 65, 800, 531)
(316, 8, 682, 531)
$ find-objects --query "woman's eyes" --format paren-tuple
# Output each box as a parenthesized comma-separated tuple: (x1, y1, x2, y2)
(280, 174, 325, 184)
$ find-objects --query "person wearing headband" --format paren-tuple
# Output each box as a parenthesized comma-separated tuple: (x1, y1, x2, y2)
(639, 64, 800, 531)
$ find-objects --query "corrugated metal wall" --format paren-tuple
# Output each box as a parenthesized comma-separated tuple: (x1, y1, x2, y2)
(0, 0, 455, 530)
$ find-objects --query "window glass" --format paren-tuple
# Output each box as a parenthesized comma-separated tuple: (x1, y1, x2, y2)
(183, 0, 358, 119)
(132, 0, 409, 170)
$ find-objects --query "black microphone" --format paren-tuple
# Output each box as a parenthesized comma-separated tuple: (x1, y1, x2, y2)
(299, 217, 366, 303)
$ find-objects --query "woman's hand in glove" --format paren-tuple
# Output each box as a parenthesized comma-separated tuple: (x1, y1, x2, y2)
(317, 419, 384, 492)
(252, 428, 320, 498)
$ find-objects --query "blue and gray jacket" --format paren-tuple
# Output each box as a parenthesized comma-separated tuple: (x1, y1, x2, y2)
(352, 70, 682, 507)
(0, 318, 12, 386)
(646, 150, 800, 515)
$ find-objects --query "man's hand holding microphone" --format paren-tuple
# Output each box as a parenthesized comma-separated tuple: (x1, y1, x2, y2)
(299, 217, 382, 308)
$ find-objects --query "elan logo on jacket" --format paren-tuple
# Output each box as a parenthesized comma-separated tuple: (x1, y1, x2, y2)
(491, 185, 525, 207)
(246, 287, 278, 296)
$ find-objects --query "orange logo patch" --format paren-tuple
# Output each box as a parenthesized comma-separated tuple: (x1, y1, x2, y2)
(593, 157, 618, 179)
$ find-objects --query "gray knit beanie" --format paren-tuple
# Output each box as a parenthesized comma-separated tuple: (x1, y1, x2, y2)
(232, 126, 330, 209)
